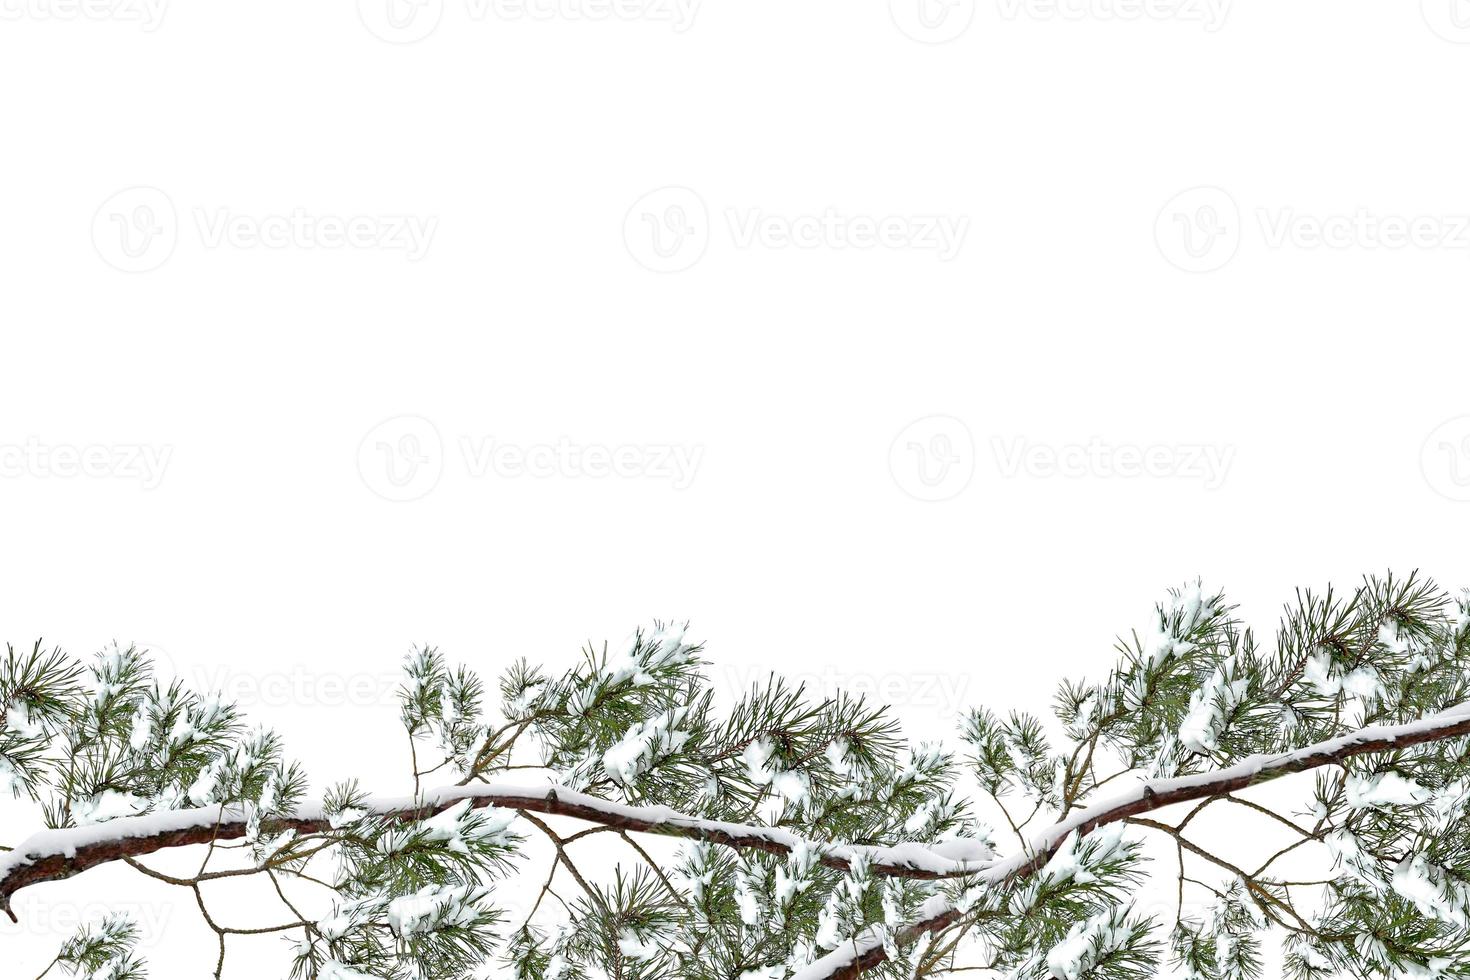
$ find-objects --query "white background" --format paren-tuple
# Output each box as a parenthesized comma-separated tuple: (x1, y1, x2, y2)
(4, 0, 1470, 975)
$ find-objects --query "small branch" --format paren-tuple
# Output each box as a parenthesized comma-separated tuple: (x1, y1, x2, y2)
(519, 811, 604, 912)
(1125, 817, 1317, 936)
(518, 858, 560, 931)
(616, 830, 694, 914)
(1222, 794, 1317, 840)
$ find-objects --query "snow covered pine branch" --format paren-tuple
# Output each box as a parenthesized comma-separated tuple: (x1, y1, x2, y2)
(5, 574, 1470, 979)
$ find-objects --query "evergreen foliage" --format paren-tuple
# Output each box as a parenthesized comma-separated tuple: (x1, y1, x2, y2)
(4, 574, 1470, 978)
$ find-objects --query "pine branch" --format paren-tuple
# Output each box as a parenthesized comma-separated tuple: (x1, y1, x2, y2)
(2, 705, 1466, 968)
(790, 703, 1470, 980)
(0, 780, 988, 918)
(10, 575, 1470, 979)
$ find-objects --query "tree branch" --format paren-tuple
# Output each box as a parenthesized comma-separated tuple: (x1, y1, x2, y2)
(0, 781, 987, 920)
(790, 703, 1470, 980)
(7, 703, 1470, 979)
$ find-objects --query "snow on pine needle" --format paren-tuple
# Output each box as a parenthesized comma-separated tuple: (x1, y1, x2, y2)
(39, 912, 148, 980)
(5, 575, 1470, 979)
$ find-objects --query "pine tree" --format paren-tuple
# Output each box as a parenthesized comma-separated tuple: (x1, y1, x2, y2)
(4, 575, 1470, 978)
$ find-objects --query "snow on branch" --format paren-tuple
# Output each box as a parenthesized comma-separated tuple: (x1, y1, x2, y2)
(791, 703, 1470, 980)
(6, 575, 1470, 979)
(0, 779, 994, 918)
